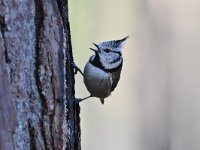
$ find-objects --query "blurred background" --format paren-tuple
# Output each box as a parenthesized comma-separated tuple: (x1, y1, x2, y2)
(69, 0, 200, 150)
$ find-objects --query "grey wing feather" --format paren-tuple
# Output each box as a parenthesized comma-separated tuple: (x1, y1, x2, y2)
(111, 66, 122, 91)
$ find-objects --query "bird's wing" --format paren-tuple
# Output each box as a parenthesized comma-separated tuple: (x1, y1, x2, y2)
(111, 65, 122, 91)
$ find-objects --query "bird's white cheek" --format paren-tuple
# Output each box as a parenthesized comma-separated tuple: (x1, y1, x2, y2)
(100, 59, 123, 70)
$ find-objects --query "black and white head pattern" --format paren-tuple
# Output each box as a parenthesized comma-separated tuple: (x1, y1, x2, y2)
(91, 36, 129, 71)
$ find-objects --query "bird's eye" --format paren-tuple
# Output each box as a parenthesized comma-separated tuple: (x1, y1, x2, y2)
(104, 49, 110, 53)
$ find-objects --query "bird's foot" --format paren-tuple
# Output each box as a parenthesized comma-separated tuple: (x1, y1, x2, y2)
(74, 96, 92, 103)
(71, 62, 83, 76)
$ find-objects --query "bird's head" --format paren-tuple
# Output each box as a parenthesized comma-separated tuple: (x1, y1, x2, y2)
(90, 36, 129, 65)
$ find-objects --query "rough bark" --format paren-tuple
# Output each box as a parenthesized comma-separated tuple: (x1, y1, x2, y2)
(0, 0, 80, 150)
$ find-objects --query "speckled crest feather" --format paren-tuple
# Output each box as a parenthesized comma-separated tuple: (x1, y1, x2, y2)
(99, 36, 129, 50)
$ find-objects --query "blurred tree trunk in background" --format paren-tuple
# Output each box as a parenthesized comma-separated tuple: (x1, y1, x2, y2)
(0, 0, 80, 150)
(135, 0, 200, 150)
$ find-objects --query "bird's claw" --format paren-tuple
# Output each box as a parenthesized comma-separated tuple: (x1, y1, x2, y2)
(71, 63, 84, 76)
(74, 95, 92, 103)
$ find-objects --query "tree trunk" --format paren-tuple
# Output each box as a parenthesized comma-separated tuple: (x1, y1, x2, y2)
(0, 0, 81, 150)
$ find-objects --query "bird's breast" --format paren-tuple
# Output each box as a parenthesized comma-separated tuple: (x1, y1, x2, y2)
(83, 61, 112, 98)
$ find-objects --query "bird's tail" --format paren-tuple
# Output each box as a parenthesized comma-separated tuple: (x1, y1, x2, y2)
(100, 98, 104, 105)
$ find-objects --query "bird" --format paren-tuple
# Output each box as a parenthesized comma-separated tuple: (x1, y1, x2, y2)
(76, 36, 129, 104)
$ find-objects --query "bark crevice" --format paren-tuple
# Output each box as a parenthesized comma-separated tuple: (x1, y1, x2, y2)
(57, 0, 81, 149)
(33, 0, 49, 149)
(28, 119, 36, 150)
(0, 16, 10, 64)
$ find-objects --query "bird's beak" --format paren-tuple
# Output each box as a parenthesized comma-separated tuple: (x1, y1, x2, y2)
(89, 48, 97, 53)
(90, 43, 99, 53)
(93, 43, 99, 49)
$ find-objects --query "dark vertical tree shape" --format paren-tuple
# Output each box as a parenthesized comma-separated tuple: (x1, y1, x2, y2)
(0, 0, 81, 150)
